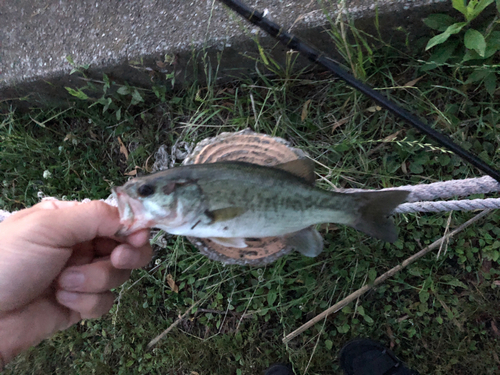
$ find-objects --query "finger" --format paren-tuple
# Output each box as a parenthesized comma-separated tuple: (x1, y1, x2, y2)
(65, 237, 126, 268)
(0, 200, 79, 223)
(29, 201, 122, 248)
(58, 258, 131, 293)
(32, 200, 150, 247)
(56, 290, 115, 319)
(62, 232, 146, 265)
(1, 207, 38, 223)
(35, 200, 80, 210)
(110, 243, 153, 269)
(125, 228, 151, 248)
(7, 201, 148, 249)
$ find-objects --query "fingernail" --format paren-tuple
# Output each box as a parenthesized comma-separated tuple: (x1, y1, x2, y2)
(57, 290, 79, 303)
(59, 271, 85, 290)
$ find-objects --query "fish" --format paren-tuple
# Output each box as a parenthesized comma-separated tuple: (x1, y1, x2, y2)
(112, 159, 409, 257)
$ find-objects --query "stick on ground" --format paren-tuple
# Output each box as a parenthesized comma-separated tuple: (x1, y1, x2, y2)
(147, 301, 200, 349)
(282, 209, 492, 343)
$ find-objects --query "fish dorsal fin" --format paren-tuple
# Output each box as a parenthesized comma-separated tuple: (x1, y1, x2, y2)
(273, 158, 316, 184)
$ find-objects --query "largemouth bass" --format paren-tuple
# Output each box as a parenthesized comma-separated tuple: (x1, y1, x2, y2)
(113, 159, 409, 257)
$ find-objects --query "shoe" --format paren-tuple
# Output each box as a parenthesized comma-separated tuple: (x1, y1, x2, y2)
(264, 363, 294, 375)
(339, 338, 419, 375)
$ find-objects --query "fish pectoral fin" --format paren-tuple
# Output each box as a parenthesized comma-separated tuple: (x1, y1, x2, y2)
(207, 207, 246, 223)
(285, 227, 324, 257)
(209, 237, 248, 248)
(273, 158, 316, 185)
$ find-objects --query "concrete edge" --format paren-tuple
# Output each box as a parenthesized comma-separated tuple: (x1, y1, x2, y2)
(0, 0, 450, 108)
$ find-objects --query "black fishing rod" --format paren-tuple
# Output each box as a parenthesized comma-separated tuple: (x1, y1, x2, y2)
(218, 0, 500, 183)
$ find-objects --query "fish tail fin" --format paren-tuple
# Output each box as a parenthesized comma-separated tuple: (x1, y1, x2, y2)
(350, 190, 409, 243)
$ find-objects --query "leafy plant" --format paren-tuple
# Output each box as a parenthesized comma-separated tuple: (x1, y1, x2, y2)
(63, 55, 173, 128)
(423, 0, 500, 95)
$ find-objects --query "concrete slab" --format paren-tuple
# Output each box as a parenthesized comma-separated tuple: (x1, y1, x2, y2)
(0, 0, 449, 107)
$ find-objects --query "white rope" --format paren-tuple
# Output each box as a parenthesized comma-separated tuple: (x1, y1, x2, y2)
(395, 197, 500, 214)
(1, 176, 499, 223)
(0, 210, 11, 222)
(338, 175, 500, 203)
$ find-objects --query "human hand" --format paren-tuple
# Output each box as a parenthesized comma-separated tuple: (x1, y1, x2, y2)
(0, 200, 152, 366)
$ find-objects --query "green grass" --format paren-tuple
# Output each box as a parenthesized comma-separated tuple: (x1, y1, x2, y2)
(2, 9, 500, 375)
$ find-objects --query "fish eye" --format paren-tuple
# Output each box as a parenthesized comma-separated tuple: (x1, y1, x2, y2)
(137, 184, 155, 197)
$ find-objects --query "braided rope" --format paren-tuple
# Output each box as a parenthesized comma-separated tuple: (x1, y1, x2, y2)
(395, 197, 500, 214)
(339, 175, 500, 203)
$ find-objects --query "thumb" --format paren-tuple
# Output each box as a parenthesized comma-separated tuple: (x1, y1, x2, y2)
(33, 200, 123, 248)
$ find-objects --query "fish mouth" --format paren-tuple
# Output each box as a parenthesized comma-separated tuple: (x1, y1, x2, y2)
(112, 186, 148, 236)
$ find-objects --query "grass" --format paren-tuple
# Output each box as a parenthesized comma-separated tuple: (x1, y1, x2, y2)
(1, 7, 500, 375)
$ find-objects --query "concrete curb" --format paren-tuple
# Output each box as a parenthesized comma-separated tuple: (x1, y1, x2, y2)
(0, 0, 449, 107)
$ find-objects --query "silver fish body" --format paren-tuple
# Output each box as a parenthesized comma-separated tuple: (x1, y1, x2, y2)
(113, 160, 409, 257)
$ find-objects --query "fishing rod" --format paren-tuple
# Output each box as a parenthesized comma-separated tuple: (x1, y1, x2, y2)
(217, 0, 500, 183)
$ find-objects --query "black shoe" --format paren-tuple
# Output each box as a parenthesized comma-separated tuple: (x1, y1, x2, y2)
(339, 338, 419, 375)
(264, 363, 294, 375)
